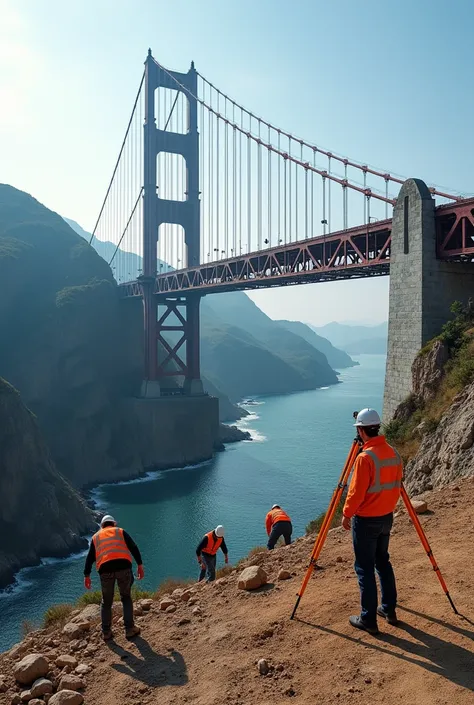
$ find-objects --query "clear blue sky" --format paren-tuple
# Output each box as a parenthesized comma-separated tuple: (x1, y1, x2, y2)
(1, 0, 473, 324)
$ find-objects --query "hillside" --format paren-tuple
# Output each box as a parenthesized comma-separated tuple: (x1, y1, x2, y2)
(0, 378, 94, 589)
(277, 320, 358, 369)
(311, 321, 388, 355)
(0, 480, 472, 704)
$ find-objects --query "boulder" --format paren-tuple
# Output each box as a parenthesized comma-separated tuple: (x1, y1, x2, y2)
(20, 691, 32, 702)
(159, 599, 176, 611)
(13, 655, 50, 686)
(411, 499, 428, 514)
(73, 605, 100, 623)
(74, 665, 91, 677)
(277, 569, 291, 580)
(31, 678, 53, 698)
(58, 675, 85, 692)
(48, 692, 84, 705)
(165, 604, 177, 614)
(237, 566, 268, 591)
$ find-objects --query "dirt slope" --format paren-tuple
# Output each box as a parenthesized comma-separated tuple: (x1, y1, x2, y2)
(2, 481, 473, 705)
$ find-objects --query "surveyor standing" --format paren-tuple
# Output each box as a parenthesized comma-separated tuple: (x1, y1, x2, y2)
(266, 504, 293, 549)
(196, 525, 228, 582)
(84, 514, 144, 641)
(342, 409, 403, 635)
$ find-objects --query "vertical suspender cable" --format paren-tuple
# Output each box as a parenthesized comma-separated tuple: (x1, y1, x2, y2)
(239, 108, 243, 255)
(268, 125, 271, 248)
(233, 105, 237, 257)
(247, 115, 252, 253)
(328, 155, 332, 234)
(216, 92, 220, 258)
(322, 176, 327, 236)
(288, 136, 292, 243)
(258, 119, 262, 251)
(225, 99, 229, 257)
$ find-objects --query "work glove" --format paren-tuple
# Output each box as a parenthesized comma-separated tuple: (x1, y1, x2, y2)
(84, 576, 92, 590)
(137, 565, 145, 580)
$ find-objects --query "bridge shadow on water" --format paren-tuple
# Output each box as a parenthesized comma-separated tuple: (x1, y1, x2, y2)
(297, 605, 474, 692)
(107, 637, 188, 687)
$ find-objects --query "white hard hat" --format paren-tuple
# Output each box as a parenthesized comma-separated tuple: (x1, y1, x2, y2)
(100, 514, 116, 527)
(354, 408, 381, 427)
(214, 525, 225, 537)
(271, 504, 280, 510)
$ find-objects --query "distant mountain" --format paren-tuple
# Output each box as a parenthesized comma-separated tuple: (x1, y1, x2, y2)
(310, 321, 388, 355)
(67, 221, 340, 409)
(276, 320, 358, 369)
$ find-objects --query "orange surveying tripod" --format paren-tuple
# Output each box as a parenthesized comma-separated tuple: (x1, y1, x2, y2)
(290, 414, 458, 620)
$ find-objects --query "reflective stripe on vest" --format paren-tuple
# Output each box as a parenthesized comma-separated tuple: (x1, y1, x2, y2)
(363, 449, 403, 494)
(93, 527, 132, 570)
(203, 531, 222, 556)
(270, 508, 291, 525)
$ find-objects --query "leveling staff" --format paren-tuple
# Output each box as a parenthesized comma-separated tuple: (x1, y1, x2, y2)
(342, 409, 403, 635)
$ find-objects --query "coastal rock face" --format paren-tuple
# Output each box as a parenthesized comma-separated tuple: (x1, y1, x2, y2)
(0, 185, 144, 488)
(404, 380, 474, 494)
(0, 379, 95, 589)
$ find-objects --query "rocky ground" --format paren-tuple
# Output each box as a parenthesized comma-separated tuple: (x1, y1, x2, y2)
(1, 480, 473, 705)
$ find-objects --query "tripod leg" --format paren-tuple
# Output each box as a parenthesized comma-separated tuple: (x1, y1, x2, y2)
(401, 485, 458, 614)
(290, 440, 360, 620)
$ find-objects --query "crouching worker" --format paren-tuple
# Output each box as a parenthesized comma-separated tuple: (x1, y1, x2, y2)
(266, 504, 293, 549)
(196, 525, 228, 582)
(83, 514, 145, 641)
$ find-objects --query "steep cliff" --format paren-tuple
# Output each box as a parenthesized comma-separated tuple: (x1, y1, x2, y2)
(0, 378, 95, 589)
(386, 302, 474, 493)
(0, 184, 144, 487)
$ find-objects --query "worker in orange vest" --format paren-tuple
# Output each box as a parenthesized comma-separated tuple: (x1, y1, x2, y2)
(265, 504, 293, 549)
(342, 409, 403, 635)
(83, 514, 144, 641)
(196, 525, 228, 582)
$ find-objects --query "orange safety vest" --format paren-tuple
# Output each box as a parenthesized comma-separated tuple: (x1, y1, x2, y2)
(343, 436, 403, 518)
(92, 527, 132, 571)
(266, 508, 291, 535)
(202, 531, 222, 556)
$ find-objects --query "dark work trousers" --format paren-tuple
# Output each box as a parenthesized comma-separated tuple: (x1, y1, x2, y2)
(99, 567, 134, 632)
(198, 553, 217, 582)
(267, 520, 293, 549)
(352, 513, 397, 627)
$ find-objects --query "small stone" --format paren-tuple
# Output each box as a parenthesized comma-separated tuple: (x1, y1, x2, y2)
(74, 665, 91, 676)
(159, 598, 176, 611)
(277, 569, 291, 580)
(9, 643, 27, 659)
(20, 690, 32, 702)
(284, 686, 296, 697)
(58, 675, 85, 692)
(31, 679, 53, 698)
(165, 604, 177, 614)
(62, 622, 89, 641)
(411, 499, 428, 514)
(336, 556, 343, 563)
(138, 599, 154, 611)
(29, 700, 46, 705)
(134, 606, 144, 616)
(72, 605, 100, 623)
(48, 691, 84, 705)
(0, 679, 7, 693)
(365, 677, 372, 684)
(14, 655, 50, 685)
(237, 566, 268, 591)
(11, 696, 22, 705)
(192, 607, 202, 616)
(177, 618, 191, 626)
(180, 590, 193, 602)
(257, 659, 269, 676)
(172, 588, 183, 598)
(188, 597, 199, 606)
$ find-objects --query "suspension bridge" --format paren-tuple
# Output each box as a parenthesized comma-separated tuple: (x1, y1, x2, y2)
(89, 50, 474, 418)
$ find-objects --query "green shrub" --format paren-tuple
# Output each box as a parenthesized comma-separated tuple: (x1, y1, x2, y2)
(43, 604, 74, 628)
(306, 497, 345, 535)
(76, 590, 104, 606)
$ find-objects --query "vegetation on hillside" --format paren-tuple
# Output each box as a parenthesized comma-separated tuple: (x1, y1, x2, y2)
(385, 300, 474, 462)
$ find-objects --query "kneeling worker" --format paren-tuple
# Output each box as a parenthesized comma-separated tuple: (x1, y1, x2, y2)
(342, 408, 403, 635)
(266, 504, 292, 549)
(84, 514, 144, 641)
(196, 525, 228, 582)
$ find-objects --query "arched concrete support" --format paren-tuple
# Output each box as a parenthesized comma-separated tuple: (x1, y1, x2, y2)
(383, 179, 474, 421)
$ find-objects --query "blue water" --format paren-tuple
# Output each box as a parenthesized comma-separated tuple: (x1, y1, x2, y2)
(1, 354, 385, 652)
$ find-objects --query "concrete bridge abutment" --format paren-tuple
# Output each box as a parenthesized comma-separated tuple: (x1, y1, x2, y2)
(383, 179, 474, 421)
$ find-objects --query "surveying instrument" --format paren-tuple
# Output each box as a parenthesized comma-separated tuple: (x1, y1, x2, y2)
(290, 411, 458, 620)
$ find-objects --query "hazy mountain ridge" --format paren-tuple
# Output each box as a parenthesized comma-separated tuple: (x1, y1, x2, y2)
(310, 321, 388, 355)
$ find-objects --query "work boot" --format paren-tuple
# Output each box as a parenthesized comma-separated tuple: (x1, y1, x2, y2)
(125, 625, 141, 639)
(102, 630, 113, 642)
(349, 615, 379, 635)
(377, 606, 399, 625)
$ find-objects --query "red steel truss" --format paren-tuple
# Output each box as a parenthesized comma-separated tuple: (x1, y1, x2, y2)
(436, 197, 474, 258)
(120, 219, 392, 297)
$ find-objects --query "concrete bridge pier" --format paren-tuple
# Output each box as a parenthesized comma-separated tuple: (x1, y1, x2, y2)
(383, 178, 474, 422)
